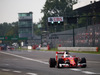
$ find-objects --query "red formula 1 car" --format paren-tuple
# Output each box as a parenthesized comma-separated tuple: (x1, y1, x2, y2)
(49, 51, 87, 68)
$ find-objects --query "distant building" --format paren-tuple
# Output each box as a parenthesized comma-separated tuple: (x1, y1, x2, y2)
(18, 12, 33, 38)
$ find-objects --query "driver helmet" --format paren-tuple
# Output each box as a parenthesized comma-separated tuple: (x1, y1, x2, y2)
(64, 50, 69, 57)
(65, 50, 69, 54)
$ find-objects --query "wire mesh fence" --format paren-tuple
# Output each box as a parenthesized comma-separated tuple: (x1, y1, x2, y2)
(48, 24, 100, 47)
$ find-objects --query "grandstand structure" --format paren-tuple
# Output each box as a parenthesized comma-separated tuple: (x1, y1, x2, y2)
(47, 0, 100, 47)
(73, 0, 100, 15)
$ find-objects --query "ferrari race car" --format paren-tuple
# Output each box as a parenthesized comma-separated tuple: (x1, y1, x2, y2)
(49, 51, 87, 68)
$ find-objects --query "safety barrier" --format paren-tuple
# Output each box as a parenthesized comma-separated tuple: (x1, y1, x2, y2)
(58, 47, 99, 52)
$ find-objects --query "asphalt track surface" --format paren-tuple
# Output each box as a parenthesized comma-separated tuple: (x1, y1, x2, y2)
(0, 50, 100, 75)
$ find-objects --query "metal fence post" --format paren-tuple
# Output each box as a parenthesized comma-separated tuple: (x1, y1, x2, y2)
(73, 26, 75, 47)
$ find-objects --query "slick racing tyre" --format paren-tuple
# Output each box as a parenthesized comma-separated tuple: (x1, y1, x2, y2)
(49, 58, 56, 68)
(57, 58, 64, 68)
(80, 57, 87, 68)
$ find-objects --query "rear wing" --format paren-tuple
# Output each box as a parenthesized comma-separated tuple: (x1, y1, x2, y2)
(56, 52, 64, 60)
(56, 52, 64, 54)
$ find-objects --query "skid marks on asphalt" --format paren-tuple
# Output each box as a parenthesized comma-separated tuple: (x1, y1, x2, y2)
(70, 68, 100, 75)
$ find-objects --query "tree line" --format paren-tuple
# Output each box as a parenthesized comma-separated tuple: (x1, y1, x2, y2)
(1, 0, 99, 37)
(0, 22, 18, 36)
(40, 0, 78, 32)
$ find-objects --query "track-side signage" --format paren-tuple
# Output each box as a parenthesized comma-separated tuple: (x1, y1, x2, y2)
(48, 17, 63, 22)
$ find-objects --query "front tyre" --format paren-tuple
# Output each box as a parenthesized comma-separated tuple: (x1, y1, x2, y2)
(49, 58, 56, 68)
(57, 58, 64, 68)
(80, 57, 87, 68)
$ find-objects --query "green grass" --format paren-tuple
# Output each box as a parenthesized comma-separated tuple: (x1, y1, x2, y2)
(49, 48, 58, 51)
(47, 48, 100, 54)
(17, 47, 100, 54)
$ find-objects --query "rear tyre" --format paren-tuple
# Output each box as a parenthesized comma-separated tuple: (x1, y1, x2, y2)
(49, 58, 56, 68)
(57, 58, 64, 68)
(80, 57, 87, 68)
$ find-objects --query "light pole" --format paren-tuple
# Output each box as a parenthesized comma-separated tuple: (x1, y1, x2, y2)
(90, 0, 96, 47)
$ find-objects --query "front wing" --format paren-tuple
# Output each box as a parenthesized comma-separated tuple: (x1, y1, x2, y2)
(59, 63, 86, 68)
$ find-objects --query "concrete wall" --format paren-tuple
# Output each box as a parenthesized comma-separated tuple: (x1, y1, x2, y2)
(58, 47, 98, 52)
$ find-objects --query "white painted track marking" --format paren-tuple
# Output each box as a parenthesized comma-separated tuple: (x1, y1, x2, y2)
(82, 71, 97, 75)
(2, 69, 10, 71)
(70, 68, 81, 71)
(0, 51, 49, 65)
(26, 72, 38, 75)
(70, 68, 100, 75)
(13, 70, 22, 73)
(0, 51, 100, 75)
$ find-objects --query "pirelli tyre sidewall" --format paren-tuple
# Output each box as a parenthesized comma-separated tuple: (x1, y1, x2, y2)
(80, 57, 87, 68)
(57, 58, 64, 68)
(49, 58, 56, 68)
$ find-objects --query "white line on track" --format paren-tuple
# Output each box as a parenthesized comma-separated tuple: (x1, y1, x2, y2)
(82, 71, 97, 75)
(13, 70, 22, 73)
(0, 51, 49, 65)
(70, 68, 82, 71)
(1, 51, 100, 75)
(70, 68, 100, 75)
(26, 72, 38, 75)
(2, 69, 10, 72)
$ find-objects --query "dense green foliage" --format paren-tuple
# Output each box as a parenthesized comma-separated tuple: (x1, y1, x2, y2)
(0, 22, 41, 37)
(0, 22, 18, 36)
(0, 0, 78, 36)
(33, 23, 42, 35)
(41, 0, 77, 32)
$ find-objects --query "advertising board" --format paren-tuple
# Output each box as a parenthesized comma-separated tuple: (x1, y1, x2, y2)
(48, 17, 63, 22)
